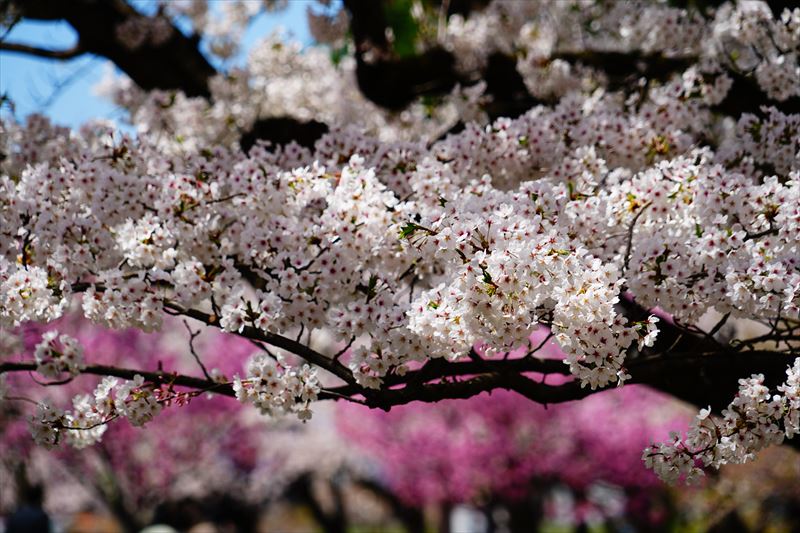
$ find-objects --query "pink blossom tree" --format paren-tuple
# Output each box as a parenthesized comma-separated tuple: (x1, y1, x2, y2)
(0, 316, 265, 530)
(0, 314, 361, 531)
(1, 314, 403, 533)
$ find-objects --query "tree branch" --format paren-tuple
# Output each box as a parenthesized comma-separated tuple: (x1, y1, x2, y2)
(164, 301, 357, 386)
(9, 0, 216, 97)
(0, 41, 84, 60)
(551, 50, 800, 117)
(342, 0, 536, 113)
(240, 117, 329, 153)
(9, 288, 798, 446)
(0, 361, 235, 397)
(182, 319, 212, 381)
(0, 360, 354, 406)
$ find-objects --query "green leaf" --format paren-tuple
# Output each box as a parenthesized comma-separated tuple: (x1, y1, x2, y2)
(385, 0, 419, 58)
(330, 42, 350, 66)
(399, 222, 421, 239)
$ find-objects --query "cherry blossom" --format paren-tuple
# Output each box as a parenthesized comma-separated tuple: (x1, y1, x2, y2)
(0, 0, 798, 486)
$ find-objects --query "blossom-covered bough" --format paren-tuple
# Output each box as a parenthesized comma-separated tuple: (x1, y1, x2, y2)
(0, 0, 799, 485)
(337, 331, 694, 530)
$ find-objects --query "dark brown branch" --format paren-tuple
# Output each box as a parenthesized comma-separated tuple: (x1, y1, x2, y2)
(743, 226, 778, 242)
(382, 352, 570, 390)
(329, 347, 797, 412)
(618, 297, 796, 413)
(765, 0, 797, 17)
(707, 312, 732, 340)
(240, 117, 329, 153)
(482, 52, 542, 120)
(342, 0, 390, 55)
(434, 0, 492, 17)
(0, 41, 84, 59)
(622, 201, 652, 275)
(9, 0, 216, 97)
(183, 319, 212, 380)
(353, 46, 460, 110)
(0, 361, 235, 397)
(0, 360, 350, 405)
(342, 0, 537, 113)
(164, 301, 357, 386)
(7, 290, 796, 456)
(626, 350, 796, 415)
(716, 70, 800, 117)
(553, 51, 695, 90)
(552, 50, 800, 117)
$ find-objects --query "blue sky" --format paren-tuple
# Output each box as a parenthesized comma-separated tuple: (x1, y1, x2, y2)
(0, 1, 316, 129)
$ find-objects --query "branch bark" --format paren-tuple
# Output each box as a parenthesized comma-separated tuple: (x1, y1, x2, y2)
(0, 41, 84, 60)
(551, 50, 800, 117)
(0, 361, 236, 397)
(342, 0, 535, 113)
(8, 0, 215, 97)
(3, 346, 797, 452)
(240, 117, 330, 153)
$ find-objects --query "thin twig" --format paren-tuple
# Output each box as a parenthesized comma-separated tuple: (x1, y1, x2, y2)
(622, 201, 652, 274)
(3, 395, 40, 406)
(707, 312, 731, 340)
(249, 339, 279, 361)
(183, 319, 212, 380)
(320, 388, 369, 406)
(332, 336, 356, 361)
(0, 41, 84, 60)
(525, 330, 555, 358)
(1, 362, 235, 398)
(28, 371, 75, 387)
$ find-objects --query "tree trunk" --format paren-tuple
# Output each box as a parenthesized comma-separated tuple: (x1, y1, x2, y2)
(438, 502, 453, 533)
(507, 497, 543, 533)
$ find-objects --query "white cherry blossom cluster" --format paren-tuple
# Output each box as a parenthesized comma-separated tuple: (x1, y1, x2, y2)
(26, 374, 164, 449)
(28, 401, 66, 449)
(82, 275, 163, 332)
(94, 32, 484, 150)
(156, 0, 286, 59)
(0, 264, 69, 327)
(644, 358, 800, 484)
(445, 1, 799, 105)
(1, 104, 797, 394)
(717, 107, 799, 177)
(398, 183, 654, 388)
(232, 353, 321, 420)
(113, 375, 163, 426)
(33, 330, 85, 379)
(65, 1, 800, 157)
(92, 0, 799, 163)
